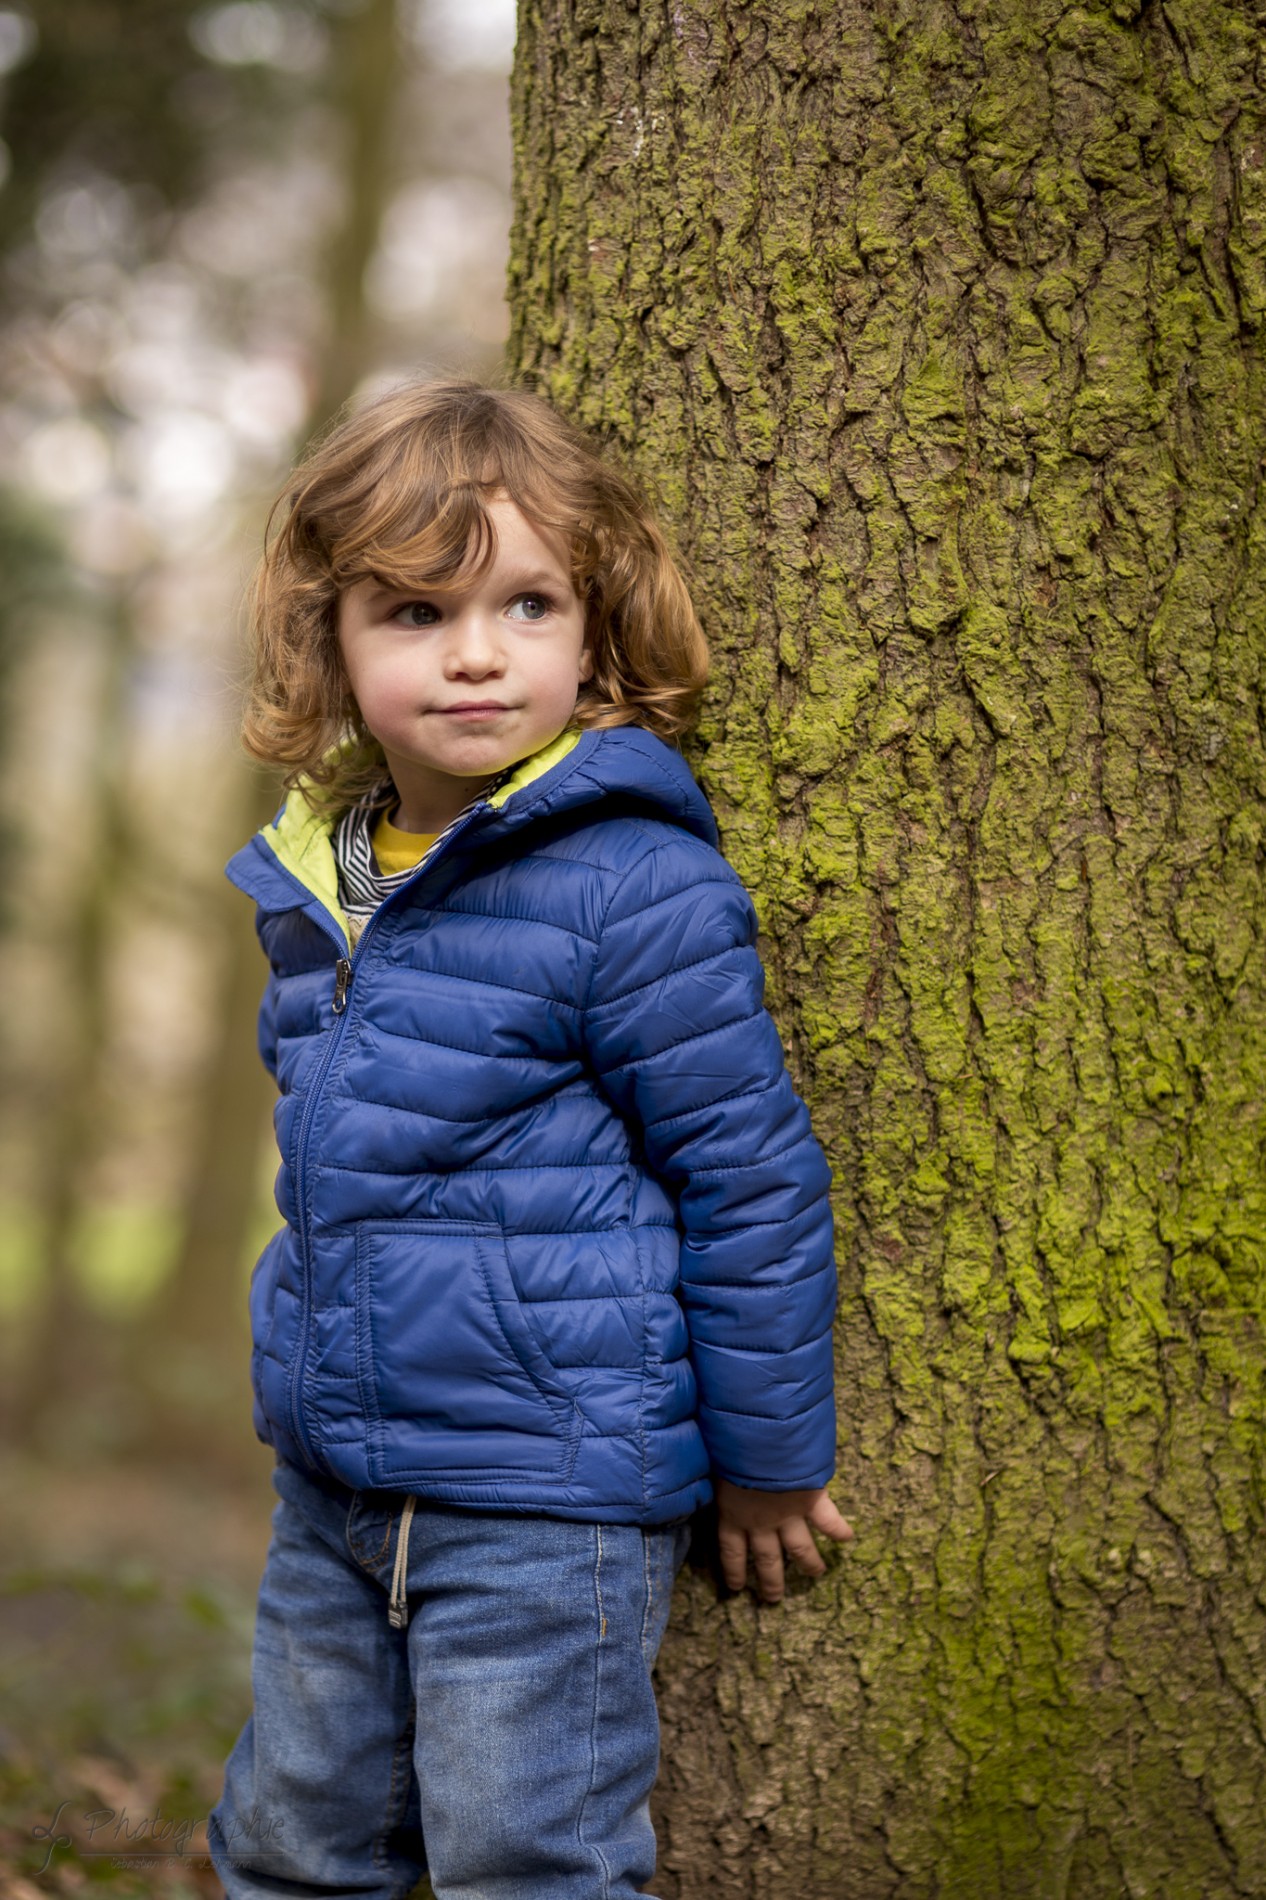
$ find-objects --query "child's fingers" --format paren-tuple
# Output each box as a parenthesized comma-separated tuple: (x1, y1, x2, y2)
(809, 1493, 854, 1542)
(717, 1521, 750, 1592)
(780, 1521, 827, 1577)
(749, 1529, 786, 1602)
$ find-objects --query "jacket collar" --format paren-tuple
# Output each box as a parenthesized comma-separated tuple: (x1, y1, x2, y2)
(225, 725, 716, 938)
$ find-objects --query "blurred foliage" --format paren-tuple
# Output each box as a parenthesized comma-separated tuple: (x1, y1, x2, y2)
(0, 0, 327, 248)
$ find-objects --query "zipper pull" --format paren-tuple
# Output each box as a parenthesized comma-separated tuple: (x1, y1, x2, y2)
(332, 956, 352, 1015)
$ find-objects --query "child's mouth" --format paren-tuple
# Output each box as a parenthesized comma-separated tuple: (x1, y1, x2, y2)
(436, 702, 512, 721)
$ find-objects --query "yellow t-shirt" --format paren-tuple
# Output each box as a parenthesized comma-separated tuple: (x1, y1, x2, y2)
(371, 810, 439, 875)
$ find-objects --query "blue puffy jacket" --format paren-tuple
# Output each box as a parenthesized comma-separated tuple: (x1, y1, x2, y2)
(227, 726, 837, 1524)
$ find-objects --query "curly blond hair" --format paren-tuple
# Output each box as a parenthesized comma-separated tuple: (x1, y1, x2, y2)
(242, 379, 709, 804)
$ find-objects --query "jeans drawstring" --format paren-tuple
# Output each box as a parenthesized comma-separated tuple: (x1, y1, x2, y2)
(388, 1496, 417, 1630)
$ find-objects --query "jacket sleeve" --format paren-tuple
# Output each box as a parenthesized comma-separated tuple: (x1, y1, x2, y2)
(582, 840, 837, 1491)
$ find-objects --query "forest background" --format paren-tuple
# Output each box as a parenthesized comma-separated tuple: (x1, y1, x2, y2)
(3, 2, 1265, 1898)
(0, 2, 518, 1892)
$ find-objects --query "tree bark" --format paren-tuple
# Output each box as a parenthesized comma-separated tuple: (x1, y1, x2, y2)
(508, 3, 1266, 1894)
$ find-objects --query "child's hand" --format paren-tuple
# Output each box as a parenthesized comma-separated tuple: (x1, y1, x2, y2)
(714, 1478, 853, 1603)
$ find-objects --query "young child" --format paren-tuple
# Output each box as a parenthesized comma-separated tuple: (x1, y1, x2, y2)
(209, 380, 850, 1900)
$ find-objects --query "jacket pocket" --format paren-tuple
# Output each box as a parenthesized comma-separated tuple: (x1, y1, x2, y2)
(354, 1220, 582, 1486)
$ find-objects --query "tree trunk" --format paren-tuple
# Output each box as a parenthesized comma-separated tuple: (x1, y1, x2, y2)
(508, 3, 1266, 1894)
(15, 588, 139, 1447)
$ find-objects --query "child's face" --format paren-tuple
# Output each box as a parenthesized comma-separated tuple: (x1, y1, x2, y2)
(337, 495, 593, 830)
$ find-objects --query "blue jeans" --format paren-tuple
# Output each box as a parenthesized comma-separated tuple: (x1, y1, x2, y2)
(209, 1459, 692, 1899)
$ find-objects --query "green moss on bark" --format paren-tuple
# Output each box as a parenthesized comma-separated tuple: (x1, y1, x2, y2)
(509, 0, 1266, 1892)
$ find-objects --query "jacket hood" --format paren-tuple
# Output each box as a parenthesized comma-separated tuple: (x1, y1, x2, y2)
(487, 726, 717, 844)
(225, 726, 719, 942)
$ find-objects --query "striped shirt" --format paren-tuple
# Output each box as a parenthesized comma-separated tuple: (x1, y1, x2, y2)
(332, 776, 509, 943)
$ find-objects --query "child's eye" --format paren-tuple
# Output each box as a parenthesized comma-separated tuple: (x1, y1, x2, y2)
(507, 594, 552, 622)
(391, 600, 440, 628)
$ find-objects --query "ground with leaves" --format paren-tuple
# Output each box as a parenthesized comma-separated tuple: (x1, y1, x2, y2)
(0, 1451, 269, 1898)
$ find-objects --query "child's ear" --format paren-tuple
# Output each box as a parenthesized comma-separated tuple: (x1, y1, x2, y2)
(579, 644, 595, 683)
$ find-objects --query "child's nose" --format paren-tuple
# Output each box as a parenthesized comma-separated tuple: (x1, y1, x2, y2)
(445, 612, 502, 675)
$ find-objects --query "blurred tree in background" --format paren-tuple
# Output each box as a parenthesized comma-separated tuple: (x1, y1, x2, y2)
(0, 485, 65, 885)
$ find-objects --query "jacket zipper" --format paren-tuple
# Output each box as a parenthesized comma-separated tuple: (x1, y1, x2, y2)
(285, 802, 490, 1471)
